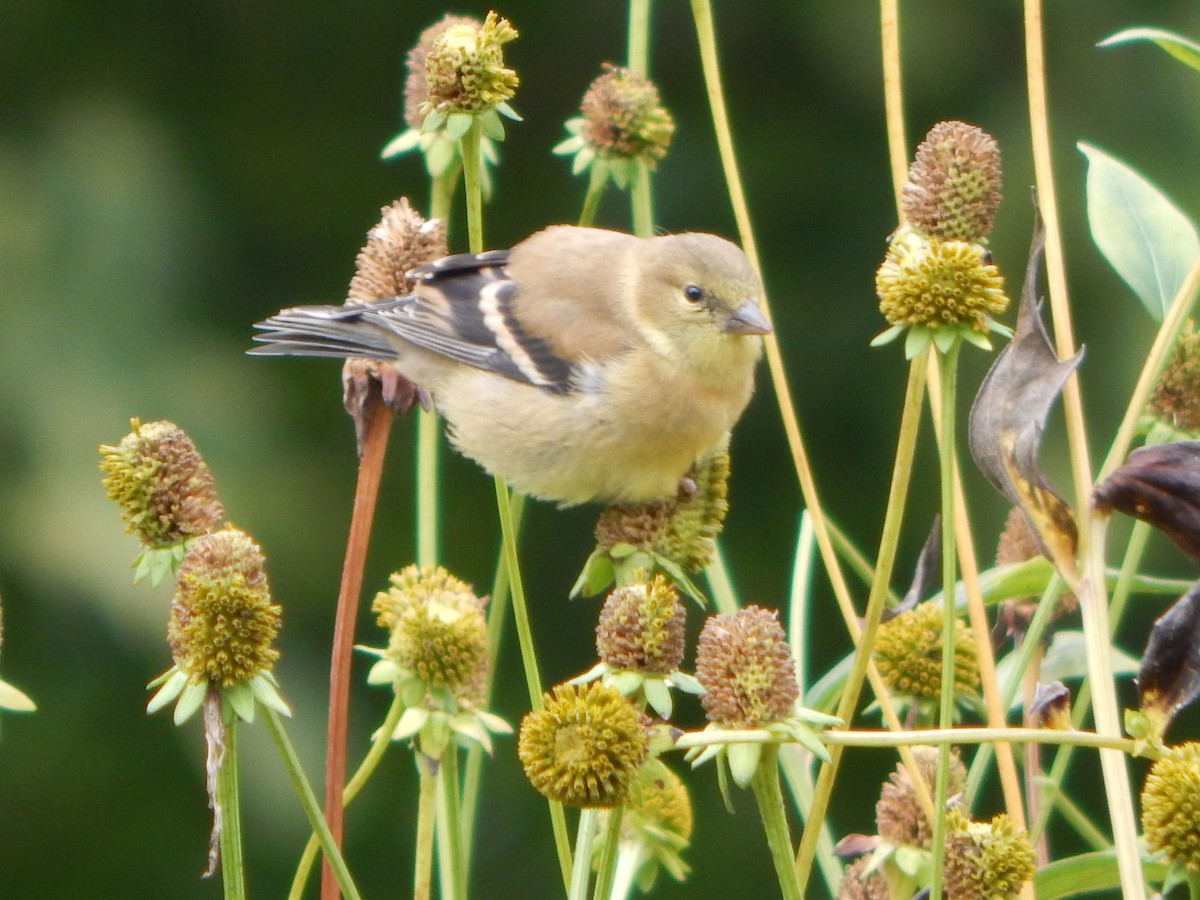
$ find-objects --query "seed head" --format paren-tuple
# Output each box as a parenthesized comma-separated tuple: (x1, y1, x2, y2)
(595, 575, 686, 675)
(420, 11, 518, 117)
(373, 564, 487, 704)
(100, 419, 224, 548)
(876, 745, 966, 847)
(942, 809, 1036, 899)
(836, 857, 890, 900)
(695, 605, 800, 728)
(518, 682, 650, 808)
(595, 452, 730, 573)
(901, 120, 1002, 243)
(404, 15, 482, 129)
(1141, 742, 1200, 872)
(873, 602, 980, 702)
(580, 63, 674, 165)
(1149, 320, 1200, 434)
(168, 526, 280, 687)
(876, 231, 1008, 332)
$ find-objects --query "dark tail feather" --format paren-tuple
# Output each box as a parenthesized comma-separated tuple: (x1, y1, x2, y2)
(249, 304, 399, 360)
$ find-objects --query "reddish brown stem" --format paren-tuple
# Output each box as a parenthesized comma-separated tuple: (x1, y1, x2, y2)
(321, 399, 392, 899)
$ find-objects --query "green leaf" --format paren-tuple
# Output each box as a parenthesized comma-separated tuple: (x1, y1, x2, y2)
(1080, 142, 1200, 321)
(0, 677, 36, 712)
(380, 128, 421, 159)
(726, 741, 761, 788)
(174, 680, 208, 725)
(1099, 27, 1200, 74)
(1033, 849, 1167, 899)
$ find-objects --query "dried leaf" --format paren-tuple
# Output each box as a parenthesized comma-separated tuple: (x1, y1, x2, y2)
(969, 213, 1083, 582)
(888, 516, 941, 620)
(1137, 579, 1200, 733)
(1028, 681, 1072, 730)
(1094, 441, 1200, 564)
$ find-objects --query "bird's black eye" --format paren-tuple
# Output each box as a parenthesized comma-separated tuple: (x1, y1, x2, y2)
(683, 284, 704, 303)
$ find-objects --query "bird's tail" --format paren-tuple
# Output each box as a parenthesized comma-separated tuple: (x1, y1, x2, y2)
(249, 300, 404, 360)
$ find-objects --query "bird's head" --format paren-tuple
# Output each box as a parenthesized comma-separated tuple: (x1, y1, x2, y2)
(632, 232, 772, 370)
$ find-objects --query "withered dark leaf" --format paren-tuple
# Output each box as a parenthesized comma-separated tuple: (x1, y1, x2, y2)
(886, 515, 941, 621)
(1093, 441, 1200, 565)
(968, 212, 1083, 582)
(1028, 680, 1072, 730)
(1137, 579, 1200, 733)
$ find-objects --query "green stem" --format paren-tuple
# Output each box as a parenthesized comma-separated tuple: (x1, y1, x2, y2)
(592, 806, 624, 900)
(459, 121, 485, 254)
(429, 164, 461, 227)
(416, 410, 440, 567)
(676, 726, 1136, 753)
(705, 540, 740, 616)
(265, 708, 363, 900)
(495, 478, 573, 889)
(569, 809, 599, 900)
(461, 493, 523, 862)
(627, 0, 651, 76)
(462, 109, 571, 889)
(630, 163, 653, 238)
(795, 354, 926, 885)
(1025, 2, 1140, 888)
(750, 746, 801, 900)
(414, 755, 437, 900)
(219, 716, 246, 900)
(578, 165, 607, 227)
(777, 746, 842, 898)
(929, 341, 962, 900)
(1188, 869, 1200, 900)
(436, 748, 465, 900)
(1045, 782, 1111, 852)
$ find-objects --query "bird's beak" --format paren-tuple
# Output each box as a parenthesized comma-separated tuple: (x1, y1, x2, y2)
(723, 300, 773, 336)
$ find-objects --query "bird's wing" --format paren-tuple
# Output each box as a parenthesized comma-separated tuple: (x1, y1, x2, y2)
(252, 250, 579, 394)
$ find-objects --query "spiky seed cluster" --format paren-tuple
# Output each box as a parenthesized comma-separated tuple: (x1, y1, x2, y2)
(836, 857, 890, 900)
(596, 575, 686, 675)
(580, 63, 675, 165)
(167, 526, 280, 687)
(99, 419, 224, 548)
(694, 605, 800, 728)
(420, 11, 518, 117)
(876, 746, 966, 846)
(876, 231, 1008, 331)
(343, 199, 447, 426)
(942, 809, 1036, 899)
(1141, 742, 1200, 871)
(518, 682, 650, 808)
(404, 15, 482, 129)
(347, 199, 448, 304)
(874, 602, 980, 701)
(901, 121, 1002, 243)
(594, 452, 730, 572)
(995, 505, 1040, 566)
(373, 564, 487, 703)
(1149, 321, 1200, 433)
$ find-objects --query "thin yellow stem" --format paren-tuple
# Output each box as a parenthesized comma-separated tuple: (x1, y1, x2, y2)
(880, 0, 908, 213)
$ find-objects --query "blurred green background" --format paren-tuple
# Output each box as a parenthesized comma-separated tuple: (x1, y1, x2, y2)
(2, 2, 1198, 897)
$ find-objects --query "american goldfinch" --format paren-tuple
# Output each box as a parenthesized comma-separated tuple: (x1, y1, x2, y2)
(252, 225, 771, 505)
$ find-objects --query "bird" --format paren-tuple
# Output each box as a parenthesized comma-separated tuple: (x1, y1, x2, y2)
(251, 225, 771, 506)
